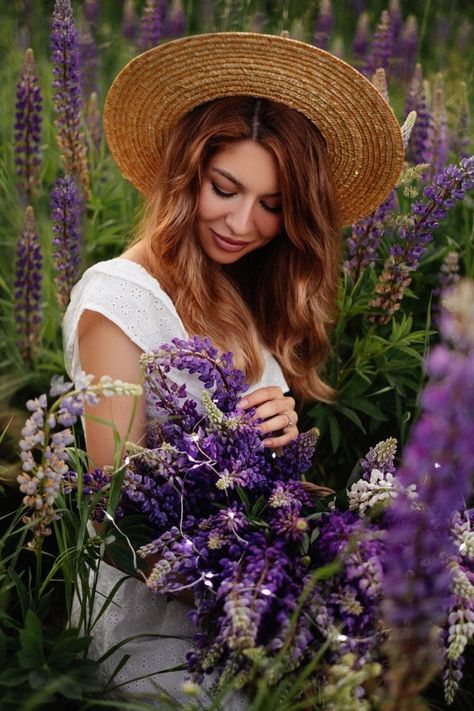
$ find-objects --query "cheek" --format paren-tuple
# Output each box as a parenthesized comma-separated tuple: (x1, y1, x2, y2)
(258, 213, 282, 240)
(197, 185, 220, 222)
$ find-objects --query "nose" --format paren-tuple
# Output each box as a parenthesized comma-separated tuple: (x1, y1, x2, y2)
(225, 198, 254, 236)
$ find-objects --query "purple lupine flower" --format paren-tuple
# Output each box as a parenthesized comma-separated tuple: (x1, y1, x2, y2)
(388, 0, 402, 44)
(84, 0, 100, 25)
(138, 0, 162, 50)
(345, 189, 397, 281)
(396, 15, 418, 84)
(164, 0, 185, 39)
(121, 0, 137, 41)
(432, 251, 460, 325)
(15, 206, 42, 365)
(14, 48, 42, 199)
(457, 18, 472, 55)
(84, 91, 101, 150)
(404, 63, 430, 165)
(313, 0, 333, 50)
(382, 283, 474, 707)
(50, 0, 90, 197)
(50, 174, 82, 309)
(351, 12, 370, 68)
(365, 10, 394, 77)
(359, 437, 398, 479)
(79, 18, 99, 102)
(369, 158, 474, 324)
(425, 76, 449, 180)
(452, 82, 471, 160)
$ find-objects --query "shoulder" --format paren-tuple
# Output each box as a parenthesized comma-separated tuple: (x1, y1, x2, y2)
(62, 257, 187, 377)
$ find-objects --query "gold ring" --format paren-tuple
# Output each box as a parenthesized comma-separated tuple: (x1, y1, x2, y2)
(284, 414, 293, 428)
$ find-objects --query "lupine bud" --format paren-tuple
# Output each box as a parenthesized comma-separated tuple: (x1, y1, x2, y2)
(50, 174, 82, 309)
(165, 0, 185, 39)
(79, 18, 99, 102)
(84, 0, 100, 25)
(14, 48, 42, 199)
(388, 0, 402, 43)
(15, 206, 42, 365)
(50, 0, 90, 197)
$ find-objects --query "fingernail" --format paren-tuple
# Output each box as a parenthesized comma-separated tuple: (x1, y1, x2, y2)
(238, 399, 248, 408)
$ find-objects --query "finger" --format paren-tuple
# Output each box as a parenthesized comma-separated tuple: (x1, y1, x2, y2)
(263, 426, 299, 448)
(258, 411, 299, 435)
(238, 387, 284, 410)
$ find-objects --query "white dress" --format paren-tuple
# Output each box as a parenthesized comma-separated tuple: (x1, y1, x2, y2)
(62, 258, 289, 707)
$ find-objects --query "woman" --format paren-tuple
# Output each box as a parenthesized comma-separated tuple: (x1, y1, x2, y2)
(63, 32, 403, 706)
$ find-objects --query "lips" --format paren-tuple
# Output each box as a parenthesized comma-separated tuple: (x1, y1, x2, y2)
(211, 229, 250, 252)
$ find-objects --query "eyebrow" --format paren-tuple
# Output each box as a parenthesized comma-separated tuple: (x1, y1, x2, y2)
(211, 167, 281, 198)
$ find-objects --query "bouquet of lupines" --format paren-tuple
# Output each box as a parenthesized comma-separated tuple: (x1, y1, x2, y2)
(81, 324, 473, 705)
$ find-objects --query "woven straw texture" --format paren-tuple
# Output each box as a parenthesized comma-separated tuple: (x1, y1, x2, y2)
(104, 32, 404, 225)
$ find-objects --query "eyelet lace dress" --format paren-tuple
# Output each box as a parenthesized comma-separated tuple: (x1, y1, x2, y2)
(62, 258, 289, 707)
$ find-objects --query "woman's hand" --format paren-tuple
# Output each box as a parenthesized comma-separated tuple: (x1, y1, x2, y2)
(238, 386, 298, 448)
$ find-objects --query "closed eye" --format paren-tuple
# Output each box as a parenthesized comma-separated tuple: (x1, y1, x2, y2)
(211, 181, 281, 214)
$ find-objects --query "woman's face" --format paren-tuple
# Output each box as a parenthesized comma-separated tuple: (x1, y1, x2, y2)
(196, 139, 283, 264)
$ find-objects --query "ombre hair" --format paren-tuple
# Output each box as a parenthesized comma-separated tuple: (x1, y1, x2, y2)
(133, 96, 342, 402)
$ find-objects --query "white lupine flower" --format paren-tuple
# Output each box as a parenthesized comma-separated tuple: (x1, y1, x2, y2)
(348, 468, 417, 516)
(447, 605, 474, 660)
(451, 562, 474, 599)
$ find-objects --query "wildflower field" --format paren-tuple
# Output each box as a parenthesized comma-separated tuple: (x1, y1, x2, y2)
(1, 1, 474, 709)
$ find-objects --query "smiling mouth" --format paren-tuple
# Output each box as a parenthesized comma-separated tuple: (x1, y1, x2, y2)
(211, 230, 250, 251)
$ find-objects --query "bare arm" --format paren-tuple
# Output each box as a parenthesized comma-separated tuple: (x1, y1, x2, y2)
(78, 309, 147, 470)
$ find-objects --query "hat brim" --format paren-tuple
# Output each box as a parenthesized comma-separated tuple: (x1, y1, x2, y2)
(103, 32, 404, 226)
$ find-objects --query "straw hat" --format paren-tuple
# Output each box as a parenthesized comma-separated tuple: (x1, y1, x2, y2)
(104, 32, 404, 226)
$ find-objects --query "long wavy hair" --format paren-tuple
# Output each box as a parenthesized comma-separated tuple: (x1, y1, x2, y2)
(133, 96, 342, 402)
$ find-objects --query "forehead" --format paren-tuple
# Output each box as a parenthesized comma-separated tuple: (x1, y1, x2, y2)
(209, 140, 280, 192)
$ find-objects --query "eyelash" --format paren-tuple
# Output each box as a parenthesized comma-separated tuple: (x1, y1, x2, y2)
(211, 181, 281, 214)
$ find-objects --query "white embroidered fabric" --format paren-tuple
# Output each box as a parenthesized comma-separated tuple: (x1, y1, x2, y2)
(63, 258, 289, 707)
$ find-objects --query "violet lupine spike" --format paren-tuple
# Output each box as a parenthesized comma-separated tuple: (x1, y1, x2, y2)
(368, 157, 474, 325)
(313, 0, 333, 50)
(85, 91, 101, 150)
(388, 0, 402, 43)
(351, 12, 370, 68)
(15, 206, 42, 365)
(79, 19, 99, 102)
(432, 251, 460, 326)
(14, 48, 42, 199)
(396, 15, 418, 84)
(371, 67, 388, 102)
(451, 82, 471, 160)
(381, 283, 474, 710)
(165, 0, 185, 39)
(50, 0, 90, 198)
(84, 0, 100, 25)
(138, 0, 162, 50)
(121, 0, 137, 41)
(50, 174, 82, 310)
(404, 63, 430, 165)
(425, 75, 449, 181)
(345, 189, 397, 282)
(365, 10, 394, 77)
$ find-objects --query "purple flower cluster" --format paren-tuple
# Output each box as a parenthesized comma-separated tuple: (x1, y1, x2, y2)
(121, 0, 137, 41)
(15, 206, 42, 366)
(351, 12, 370, 68)
(381, 283, 474, 707)
(50, 0, 89, 197)
(369, 157, 474, 324)
(50, 174, 82, 309)
(15, 48, 42, 199)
